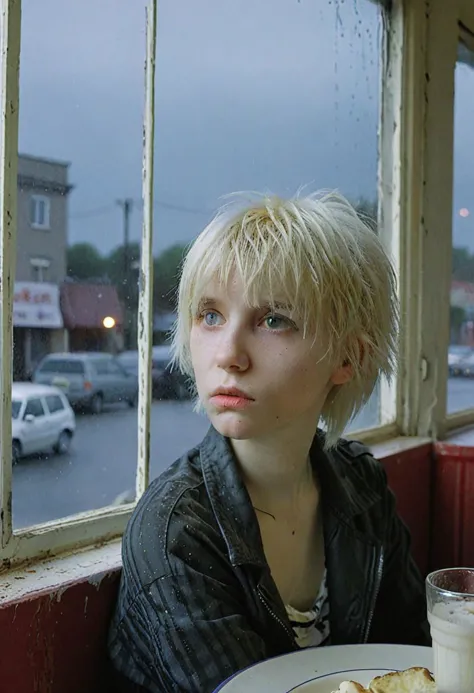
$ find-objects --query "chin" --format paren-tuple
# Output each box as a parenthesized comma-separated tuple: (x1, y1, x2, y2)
(208, 411, 258, 440)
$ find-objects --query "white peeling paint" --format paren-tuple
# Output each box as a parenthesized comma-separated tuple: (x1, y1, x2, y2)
(0, 540, 121, 605)
(136, 0, 157, 501)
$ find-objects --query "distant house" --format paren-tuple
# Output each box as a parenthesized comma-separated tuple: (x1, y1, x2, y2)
(14, 154, 73, 379)
(60, 281, 124, 353)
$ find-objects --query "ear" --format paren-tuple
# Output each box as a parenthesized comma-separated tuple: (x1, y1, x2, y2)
(330, 361, 353, 386)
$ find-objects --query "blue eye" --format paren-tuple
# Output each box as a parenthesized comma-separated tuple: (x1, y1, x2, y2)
(203, 311, 222, 326)
(264, 315, 287, 330)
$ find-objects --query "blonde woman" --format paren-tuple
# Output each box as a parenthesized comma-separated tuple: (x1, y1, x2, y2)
(109, 191, 429, 693)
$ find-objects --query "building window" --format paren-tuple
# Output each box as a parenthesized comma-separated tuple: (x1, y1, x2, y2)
(30, 194, 50, 229)
(30, 257, 50, 283)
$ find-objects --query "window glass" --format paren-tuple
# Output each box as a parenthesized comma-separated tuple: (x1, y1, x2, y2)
(448, 38, 474, 414)
(11, 0, 387, 528)
(24, 398, 46, 418)
(12, 401, 22, 419)
(151, 0, 385, 444)
(12, 0, 145, 529)
(45, 394, 65, 413)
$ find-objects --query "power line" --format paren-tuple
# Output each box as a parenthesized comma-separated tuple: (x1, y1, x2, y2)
(70, 198, 211, 221)
(69, 204, 115, 220)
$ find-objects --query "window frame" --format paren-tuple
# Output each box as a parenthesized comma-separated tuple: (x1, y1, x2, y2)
(0, 0, 471, 568)
(30, 194, 51, 230)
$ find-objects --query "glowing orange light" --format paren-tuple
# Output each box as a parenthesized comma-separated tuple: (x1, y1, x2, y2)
(103, 316, 116, 329)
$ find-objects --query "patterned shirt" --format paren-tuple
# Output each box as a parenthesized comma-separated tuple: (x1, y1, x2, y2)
(285, 570, 330, 648)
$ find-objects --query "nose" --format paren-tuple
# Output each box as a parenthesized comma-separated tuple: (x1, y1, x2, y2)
(215, 326, 250, 373)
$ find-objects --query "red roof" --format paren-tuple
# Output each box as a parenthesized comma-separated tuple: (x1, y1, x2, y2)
(60, 283, 123, 329)
(452, 280, 474, 295)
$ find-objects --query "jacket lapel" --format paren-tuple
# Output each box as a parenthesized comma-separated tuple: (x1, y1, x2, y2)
(311, 433, 384, 644)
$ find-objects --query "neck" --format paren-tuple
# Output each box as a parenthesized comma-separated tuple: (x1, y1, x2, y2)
(231, 418, 317, 507)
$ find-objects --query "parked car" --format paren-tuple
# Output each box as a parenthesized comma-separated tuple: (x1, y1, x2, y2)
(115, 350, 163, 397)
(448, 344, 474, 376)
(33, 352, 139, 414)
(116, 346, 191, 400)
(456, 351, 474, 378)
(12, 383, 76, 463)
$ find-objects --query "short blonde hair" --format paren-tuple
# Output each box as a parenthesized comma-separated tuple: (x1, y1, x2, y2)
(171, 190, 398, 447)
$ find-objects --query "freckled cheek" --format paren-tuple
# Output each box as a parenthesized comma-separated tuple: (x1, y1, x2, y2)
(190, 331, 218, 371)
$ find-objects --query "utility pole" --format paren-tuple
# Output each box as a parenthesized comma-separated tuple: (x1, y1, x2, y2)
(117, 199, 134, 349)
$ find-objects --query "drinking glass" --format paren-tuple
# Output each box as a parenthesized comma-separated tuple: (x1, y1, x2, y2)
(426, 567, 474, 693)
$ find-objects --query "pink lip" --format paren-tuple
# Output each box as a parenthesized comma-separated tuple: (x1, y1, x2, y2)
(210, 394, 254, 410)
(209, 387, 254, 410)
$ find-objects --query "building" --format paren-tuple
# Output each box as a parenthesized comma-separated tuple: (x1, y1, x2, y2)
(60, 280, 124, 353)
(13, 154, 73, 379)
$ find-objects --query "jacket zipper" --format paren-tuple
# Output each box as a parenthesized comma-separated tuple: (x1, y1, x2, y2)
(257, 586, 296, 647)
(363, 547, 384, 643)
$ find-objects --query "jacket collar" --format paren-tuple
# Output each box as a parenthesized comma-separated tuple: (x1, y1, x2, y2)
(199, 426, 382, 567)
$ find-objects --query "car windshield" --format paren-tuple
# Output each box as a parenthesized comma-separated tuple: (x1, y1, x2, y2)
(38, 359, 85, 374)
(12, 400, 22, 419)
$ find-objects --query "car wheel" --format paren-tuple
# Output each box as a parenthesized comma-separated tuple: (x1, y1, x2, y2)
(54, 430, 72, 455)
(128, 391, 138, 408)
(90, 393, 104, 415)
(12, 440, 21, 464)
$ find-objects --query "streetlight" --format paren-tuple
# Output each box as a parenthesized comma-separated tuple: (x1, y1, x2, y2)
(103, 316, 116, 329)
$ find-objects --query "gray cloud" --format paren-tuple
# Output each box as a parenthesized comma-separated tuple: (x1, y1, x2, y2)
(17, 0, 474, 254)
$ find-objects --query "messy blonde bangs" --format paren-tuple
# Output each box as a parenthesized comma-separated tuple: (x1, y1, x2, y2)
(191, 208, 320, 324)
(171, 191, 398, 448)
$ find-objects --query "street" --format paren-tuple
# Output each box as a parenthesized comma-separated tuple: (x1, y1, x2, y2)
(12, 378, 474, 529)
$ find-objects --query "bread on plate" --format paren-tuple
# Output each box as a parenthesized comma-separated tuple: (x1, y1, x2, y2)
(332, 667, 436, 693)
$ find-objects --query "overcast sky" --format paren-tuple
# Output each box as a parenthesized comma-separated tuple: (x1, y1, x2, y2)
(18, 0, 474, 256)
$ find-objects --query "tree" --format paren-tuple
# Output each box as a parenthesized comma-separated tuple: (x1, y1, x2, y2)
(106, 241, 141, 300)
(105, 242, 142, 349)
(354, 197, 377, 223)
(153, 244, 189, 312)
(450, 305, 467, 343)
(67, 243, 106, 281)
(452, 246, 474, 282)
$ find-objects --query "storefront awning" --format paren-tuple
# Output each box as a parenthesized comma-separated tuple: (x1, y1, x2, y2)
(60, 283, 123, 330)
(13, 282, 63, 329)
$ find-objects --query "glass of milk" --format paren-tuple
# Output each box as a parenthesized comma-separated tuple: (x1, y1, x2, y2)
(426, 567, 474, 693)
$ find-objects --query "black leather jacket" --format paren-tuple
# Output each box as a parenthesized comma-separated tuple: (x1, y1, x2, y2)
(109, 426, 430, 693)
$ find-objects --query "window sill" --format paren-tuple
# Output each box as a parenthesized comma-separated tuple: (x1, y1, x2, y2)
(442, 423, 474, 446)
(369, 434, 432, 459)
(0, 539, 121, 606)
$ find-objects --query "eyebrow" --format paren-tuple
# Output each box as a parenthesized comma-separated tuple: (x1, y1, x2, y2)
(195, 296, 295, 315)
(262, 301, 294, 313)
(196, 296, 217, 312)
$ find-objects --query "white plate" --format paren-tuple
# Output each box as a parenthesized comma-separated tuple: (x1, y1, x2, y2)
(214, 644, 433, 693)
